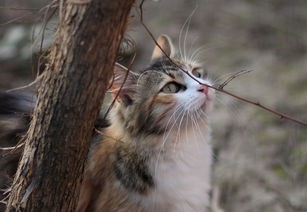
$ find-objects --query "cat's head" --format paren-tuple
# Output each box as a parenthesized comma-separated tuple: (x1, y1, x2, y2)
(110, 35, 215, 137)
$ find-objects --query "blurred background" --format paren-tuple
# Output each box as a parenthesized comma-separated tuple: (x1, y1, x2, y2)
(0, 0, 307, 211)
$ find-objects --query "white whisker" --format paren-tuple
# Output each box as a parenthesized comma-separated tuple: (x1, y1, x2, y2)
(190, 112, 201, 155)
(212, 70, 249, 86)
(178, 7, 197, 62)
(155, 105, 185, 175)
(174, 108, 188, 155)
(183, 12, 193, 62)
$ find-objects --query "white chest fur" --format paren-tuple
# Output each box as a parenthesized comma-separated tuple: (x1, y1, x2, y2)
(142, 128, 212, 212)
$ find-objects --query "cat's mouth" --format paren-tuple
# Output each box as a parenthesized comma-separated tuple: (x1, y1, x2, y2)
(201, 90, 215, 112)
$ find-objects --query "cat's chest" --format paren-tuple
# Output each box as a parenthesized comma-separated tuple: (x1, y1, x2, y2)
(144, 133, 212, 211)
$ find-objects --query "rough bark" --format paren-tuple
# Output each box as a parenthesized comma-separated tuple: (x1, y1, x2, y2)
(5, 0, 135, 211)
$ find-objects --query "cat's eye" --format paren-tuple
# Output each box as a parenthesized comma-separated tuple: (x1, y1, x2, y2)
(161, 82, 184, 93)
(192, 68, 202, 78)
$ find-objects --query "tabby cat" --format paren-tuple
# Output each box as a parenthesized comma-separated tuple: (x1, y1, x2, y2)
(77, 35, 215, 212)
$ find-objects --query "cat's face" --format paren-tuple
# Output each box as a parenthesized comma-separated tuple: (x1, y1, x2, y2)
(111, 35, 215, 136)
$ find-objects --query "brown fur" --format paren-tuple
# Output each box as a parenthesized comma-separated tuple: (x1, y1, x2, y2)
(77, 126, 156, 212)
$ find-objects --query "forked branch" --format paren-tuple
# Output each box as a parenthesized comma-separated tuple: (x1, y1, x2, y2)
(218, 69, 253, 89)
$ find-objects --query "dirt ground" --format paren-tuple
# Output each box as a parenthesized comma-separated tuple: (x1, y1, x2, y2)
(0, 0, 307, 211)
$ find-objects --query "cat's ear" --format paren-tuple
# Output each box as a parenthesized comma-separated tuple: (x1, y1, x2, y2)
(151, 35, 175, 62)
(109, 63, 137, 107)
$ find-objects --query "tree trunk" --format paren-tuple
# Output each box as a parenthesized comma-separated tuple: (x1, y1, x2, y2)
(6, 0, 135, 211)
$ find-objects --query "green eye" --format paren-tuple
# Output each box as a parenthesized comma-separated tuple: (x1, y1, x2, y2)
(161, 82, 184, 93)
(192, 69, 202, 78)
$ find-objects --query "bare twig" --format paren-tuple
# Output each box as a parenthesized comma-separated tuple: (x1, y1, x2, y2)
(0, 188, 10, 206)
(217, 89, 307, 126)
(39, 4, 56, 56)
(138, 0, 307, 127)
(218, 69, 253, 89)
(0, 142, 24, 151)
(102, 52, 137, 121)
(35, 1, 58, 78)
(0, 6, 39, 11)
(67, 0, 91, 4)
(6, 74, 44, 93)
(0, 13, 32, 26)
(0, 0, 58, 26)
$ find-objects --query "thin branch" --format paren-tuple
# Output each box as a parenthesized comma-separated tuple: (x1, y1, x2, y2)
(0, 13, 32, 26)
(102, 52, 137, 121)
(6, 74, 44, 93)
(39, 5, 56, 56)
(0, 189, 9, 206)
(0, 142, 24, 151)
(0, 0, 58, 26)
(34, 1, 58, 78)
(138, 0, 307, 127)
(218, 69, 253, 89)
(0, 6, 39, 11)
(67, 0, 91, 4)
(216, 88, 307, 126)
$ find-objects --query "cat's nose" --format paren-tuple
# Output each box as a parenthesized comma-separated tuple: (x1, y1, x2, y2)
(198, 85, 209, 95)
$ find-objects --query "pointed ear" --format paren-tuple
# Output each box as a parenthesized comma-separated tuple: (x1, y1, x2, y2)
(151, 35, 175, 62)
(109, 63, 137, 107)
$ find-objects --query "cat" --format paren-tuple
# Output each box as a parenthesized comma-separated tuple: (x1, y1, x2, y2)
(77, 35, 215, 212)
(0, 34, 215, 212)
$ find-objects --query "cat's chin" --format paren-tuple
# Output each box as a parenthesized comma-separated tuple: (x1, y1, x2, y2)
(201, 96, 215, 113)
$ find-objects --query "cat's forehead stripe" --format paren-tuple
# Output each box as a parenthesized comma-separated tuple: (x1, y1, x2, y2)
(145, 59, 182, 72)
(143, 59, 187, 80)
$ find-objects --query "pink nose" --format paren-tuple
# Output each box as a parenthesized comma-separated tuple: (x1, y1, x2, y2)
(198, 85, 209, 95)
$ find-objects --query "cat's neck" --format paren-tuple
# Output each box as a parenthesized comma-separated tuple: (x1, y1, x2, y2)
(106, 109, 212, 211)
(109, 107, 211, 152)
(108, 121, 210, 154)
